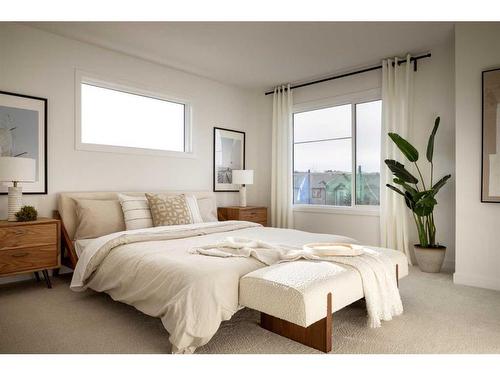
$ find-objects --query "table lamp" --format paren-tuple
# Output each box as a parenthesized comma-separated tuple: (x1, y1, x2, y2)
(0, 157, 36, 221)
(232, 169, 254, 207)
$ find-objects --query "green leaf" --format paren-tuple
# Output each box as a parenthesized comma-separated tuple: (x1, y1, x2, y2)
(414, 190, 431, 201)
(388, 133, 419, 162)
(386, 184, 405, 197)
(387, 184, 415, 210)
(393, 178, 418, 196)
(431, 174, 451, 195)
(404, 191, 415, 211)
(385, 159, 419, 184)
(414, 195, 437, 217)
(426, 117, 440, 163)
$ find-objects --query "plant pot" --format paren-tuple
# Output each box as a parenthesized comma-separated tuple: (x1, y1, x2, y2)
(414, 245, 446, 273)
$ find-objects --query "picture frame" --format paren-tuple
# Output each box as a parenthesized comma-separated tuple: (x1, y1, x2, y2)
(0, 90, 47, 195)
(213, 127, 245, 192)
(481, 68, 500, 203)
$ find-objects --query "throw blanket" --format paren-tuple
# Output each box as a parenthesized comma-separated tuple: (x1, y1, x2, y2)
(191, 237, 403, 328)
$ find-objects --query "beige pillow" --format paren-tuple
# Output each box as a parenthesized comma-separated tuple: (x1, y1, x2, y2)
(74, 199, 125, 239)
(145, 193, 193, 227)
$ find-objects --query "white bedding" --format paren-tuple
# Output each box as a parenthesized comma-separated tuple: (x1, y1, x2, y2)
(74, 239, 93, 257)
(70, 221, 357, 353)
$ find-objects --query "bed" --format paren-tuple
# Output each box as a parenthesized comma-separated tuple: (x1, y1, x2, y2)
(58, 191, 407, 354)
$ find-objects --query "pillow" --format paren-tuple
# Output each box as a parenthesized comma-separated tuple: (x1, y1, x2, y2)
(145, 193, 193, 227)
(74, 199, 125, 239)
(185, 195, 203, 223)
(197, 197, 218, 222)
(118, 193, 153, 230)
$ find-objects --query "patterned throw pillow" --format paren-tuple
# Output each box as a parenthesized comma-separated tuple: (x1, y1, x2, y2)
(145, 193, 193, 227)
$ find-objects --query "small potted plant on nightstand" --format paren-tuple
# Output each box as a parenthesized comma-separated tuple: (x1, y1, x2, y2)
(385, 117, 451, 273)
(15, 205, 38, 222)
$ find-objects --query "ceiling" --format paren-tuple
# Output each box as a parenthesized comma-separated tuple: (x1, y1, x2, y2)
(28, 22, 454, 91)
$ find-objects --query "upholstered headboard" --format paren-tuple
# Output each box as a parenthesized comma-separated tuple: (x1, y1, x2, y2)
(57, 191, 218, 241)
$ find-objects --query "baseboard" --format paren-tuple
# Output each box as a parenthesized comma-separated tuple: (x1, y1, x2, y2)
(454, 272, 500, 291)
(0, 266, 73, 286)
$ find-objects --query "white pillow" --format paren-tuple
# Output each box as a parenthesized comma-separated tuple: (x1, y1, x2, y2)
(118, 193, 153, 230)
(197, 197, 218, 222)
(185, 195, 203, 223)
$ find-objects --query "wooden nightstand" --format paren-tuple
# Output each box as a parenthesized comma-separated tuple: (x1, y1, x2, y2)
(217, 206, 268, 226)
(0, 218, 60, 288)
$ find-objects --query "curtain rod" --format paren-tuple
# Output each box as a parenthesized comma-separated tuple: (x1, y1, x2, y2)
(264, 53, 431, 96)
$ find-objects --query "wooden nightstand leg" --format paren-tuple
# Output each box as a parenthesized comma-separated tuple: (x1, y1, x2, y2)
(34, 272, 40, 282)
(41, 270, 52, 289)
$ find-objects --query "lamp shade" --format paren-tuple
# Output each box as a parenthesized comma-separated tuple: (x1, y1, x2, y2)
(0, 157, 36, 182)
(232, 169, 254, 185)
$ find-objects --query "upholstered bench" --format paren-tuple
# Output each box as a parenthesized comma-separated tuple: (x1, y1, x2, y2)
(239, 247, 408, 352)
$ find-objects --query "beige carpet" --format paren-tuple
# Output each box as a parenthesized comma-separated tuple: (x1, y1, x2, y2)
(1, 266, 499, 354)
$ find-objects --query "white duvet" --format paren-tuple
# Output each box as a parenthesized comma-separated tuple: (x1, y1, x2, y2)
(70, 221, 356, 353)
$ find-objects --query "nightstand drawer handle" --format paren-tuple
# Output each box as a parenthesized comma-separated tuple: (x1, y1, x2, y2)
(14, 229, 26, 235)
(11, 252, 29, 258)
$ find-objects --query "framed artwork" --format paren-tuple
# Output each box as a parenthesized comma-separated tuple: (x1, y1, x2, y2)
(0, 90, 47, 194)
(482, 68, 500, 202)
(213, 127, 245, 192)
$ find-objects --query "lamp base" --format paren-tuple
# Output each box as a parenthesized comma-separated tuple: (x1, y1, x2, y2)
(8, 186, 23, 221)
(239, 185, 247, 207)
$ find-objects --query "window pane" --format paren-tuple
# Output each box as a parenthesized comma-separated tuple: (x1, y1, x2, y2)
(293, 139, 352, 206)
(81, 83, 185, 152)
(294, 104, 351, 143)
(355, 100, 382, 205)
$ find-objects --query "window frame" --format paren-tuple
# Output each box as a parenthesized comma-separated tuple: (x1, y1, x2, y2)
(75, 70, 194, 158)
(292, 88, 381, 215)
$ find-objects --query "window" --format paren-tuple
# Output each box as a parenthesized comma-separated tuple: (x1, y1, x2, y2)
(77, 75, 191, 156)
(293, 97, 381, 209)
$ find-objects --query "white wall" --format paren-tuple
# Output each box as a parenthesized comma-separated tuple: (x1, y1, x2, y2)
(454, 23, 500, 291)
(411, 40, 455, 269)
(287, 40, 456, 269)
(0, 23, 270, 221)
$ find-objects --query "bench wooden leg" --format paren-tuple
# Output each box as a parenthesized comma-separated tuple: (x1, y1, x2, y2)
(260, 292, 332, 353)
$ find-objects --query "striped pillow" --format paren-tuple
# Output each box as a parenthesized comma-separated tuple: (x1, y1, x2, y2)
(185, 195, 203, 223)
(118, 193, 153, 230)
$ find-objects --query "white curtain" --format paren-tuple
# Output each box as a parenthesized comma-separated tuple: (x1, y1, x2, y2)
(271, 85, 294, 228)
(380, 55, 415, 264)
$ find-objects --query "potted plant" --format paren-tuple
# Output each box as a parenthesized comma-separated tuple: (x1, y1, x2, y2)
(385, 117, 451, 273)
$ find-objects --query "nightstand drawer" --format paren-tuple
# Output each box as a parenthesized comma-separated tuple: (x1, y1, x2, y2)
(218, 206, 268, 226)
(239, 208, 267, 222)
(0, 245, 58, 275)
(0, 223, 57, 250)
